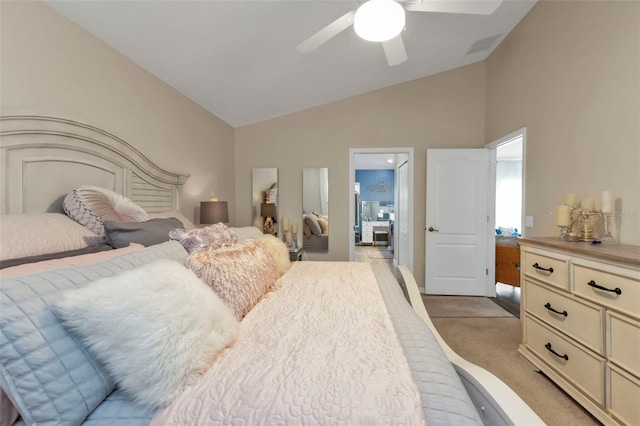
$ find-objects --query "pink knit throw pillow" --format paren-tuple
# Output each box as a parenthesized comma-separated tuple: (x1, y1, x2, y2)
(186, 240, 279, 320)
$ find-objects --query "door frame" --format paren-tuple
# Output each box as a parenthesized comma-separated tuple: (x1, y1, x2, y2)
(349, 147, 414, 274)
(485, 127, 527, 295)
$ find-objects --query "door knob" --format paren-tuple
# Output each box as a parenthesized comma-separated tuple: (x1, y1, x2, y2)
(428, 227, 439, 232)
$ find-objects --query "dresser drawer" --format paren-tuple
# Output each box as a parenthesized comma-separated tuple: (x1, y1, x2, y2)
(573, 262, 640, 320)
(607, 311, 640, 378)
(522, 249, 569, 290)
(525, 280, 604, 354)
(524, 315, 605, 405)
(607, 363, 640, 426)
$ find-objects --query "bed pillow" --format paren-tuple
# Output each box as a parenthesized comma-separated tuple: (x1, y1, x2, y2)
(53, 259, 239, 409)
(63, 186, 149, 236)
(256, 234, 291, 276)
(187, 240, 280, 320)
(313, 211, 329, 221)
(318, 217, 329, 234)
(0, 213, 103, 261)
(104, 217, 183, 248)
(0, 241, 188, 425)
(303, 220, 312, 237)
(230, 226, 264, 241)
(304, 213, 322, 236)
(169, 223, 238, 254)
(147, 210, 197, 230)
(0, 241, 187, 425)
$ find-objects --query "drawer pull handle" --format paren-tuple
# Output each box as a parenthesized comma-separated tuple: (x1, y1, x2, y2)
(544, 303, 568, 317)
(545, 342, 569, 361)
(532, 263, 553, 273)
(587, 280, 622, 295)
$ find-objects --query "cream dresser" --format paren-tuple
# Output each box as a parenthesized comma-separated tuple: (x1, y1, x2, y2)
(518, 238, 640, 425)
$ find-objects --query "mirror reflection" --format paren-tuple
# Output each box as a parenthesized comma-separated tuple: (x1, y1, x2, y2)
(302, 168, 329, 252)
(252, 168, 278, 235)
(361, 201, 394, 222)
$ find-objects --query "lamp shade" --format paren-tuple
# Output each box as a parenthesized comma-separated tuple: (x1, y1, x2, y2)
(200, 201, 229, 224)
(260, 203, 277, 220)
(354, 0, 405, 42)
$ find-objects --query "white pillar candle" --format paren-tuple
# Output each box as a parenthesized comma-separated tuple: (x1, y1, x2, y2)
(282, 216, 289, 231)
(581, 198, 594, 212)
(602, 190, 612, 213)
(556, 205, 571, 226)
(564, 193, 577, 207)
(291, 222, 298, 234)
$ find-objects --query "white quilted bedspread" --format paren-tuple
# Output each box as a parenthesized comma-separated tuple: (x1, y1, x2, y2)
(151, 262, 427, 425)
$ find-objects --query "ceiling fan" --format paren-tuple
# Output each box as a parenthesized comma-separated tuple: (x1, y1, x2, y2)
(296, 0, 502, 66)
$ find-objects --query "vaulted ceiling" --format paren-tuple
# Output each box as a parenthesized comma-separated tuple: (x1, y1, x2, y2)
(45, 0, 537, 127)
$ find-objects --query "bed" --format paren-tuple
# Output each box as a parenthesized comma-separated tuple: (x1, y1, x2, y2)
(0, 116, 542, 425)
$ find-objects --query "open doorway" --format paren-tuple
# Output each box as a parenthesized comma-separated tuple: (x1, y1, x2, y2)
(486, 128, 525, 312)
(495, 138, 524, 236)
(349, 148, 414, 274)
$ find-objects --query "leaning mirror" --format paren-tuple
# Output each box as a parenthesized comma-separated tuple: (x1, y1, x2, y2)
(302, 167, 329, 252)
(252, 168, 278, 235)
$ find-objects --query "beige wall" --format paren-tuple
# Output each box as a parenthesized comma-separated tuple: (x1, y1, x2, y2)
(235, 63, 487, 286)
(3, 0, 636, 286)
(236, 0, 640, 286)
(486, 0, 640, 245)
(0, 1, 235, 224)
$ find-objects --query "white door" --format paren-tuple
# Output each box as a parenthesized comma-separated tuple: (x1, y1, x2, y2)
(425, 149, 489, 295)
(397, 160, 409, 267)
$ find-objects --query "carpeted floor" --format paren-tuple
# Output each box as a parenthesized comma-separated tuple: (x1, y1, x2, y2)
(422, 295, 514, 318)
(426, 298, 600, 426)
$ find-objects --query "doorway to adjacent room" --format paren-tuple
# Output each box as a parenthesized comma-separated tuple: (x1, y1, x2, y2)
(348, 148, 414, 275)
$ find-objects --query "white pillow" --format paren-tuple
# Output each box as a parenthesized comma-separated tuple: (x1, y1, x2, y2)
(148, 210, 197, 230)
(0, 213, 103, 261)
(230, 226, 264, 241)
(53, 259, 239, 408)
(63, 186, 149, 236)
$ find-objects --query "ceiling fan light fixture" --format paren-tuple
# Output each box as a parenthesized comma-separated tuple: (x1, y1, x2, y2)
(354, 0, 405, 42)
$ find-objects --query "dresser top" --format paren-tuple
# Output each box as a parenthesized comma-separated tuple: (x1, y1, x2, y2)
(518, 237, 640, 266)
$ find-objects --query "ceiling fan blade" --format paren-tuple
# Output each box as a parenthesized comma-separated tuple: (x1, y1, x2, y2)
(405, 0, 502, 15)
(382, 34, 408, 66)
(296, 10, 356, 53)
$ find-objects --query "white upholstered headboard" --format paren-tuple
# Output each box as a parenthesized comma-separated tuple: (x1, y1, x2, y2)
(0, 115, 190, 214)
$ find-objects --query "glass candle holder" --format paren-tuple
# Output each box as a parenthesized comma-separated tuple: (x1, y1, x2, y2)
(576, 211, 600, 241)
(557, 225, 568, 240)
(601, 212, 615, 241)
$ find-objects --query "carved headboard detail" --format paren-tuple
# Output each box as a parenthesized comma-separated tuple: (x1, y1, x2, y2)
(0, 115, 190, 214)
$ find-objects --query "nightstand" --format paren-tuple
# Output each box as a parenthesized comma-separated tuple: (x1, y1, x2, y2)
(289, 248, 303, 262)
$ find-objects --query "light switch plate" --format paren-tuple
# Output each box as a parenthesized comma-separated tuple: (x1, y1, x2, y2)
(525, 216, 534, 228)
